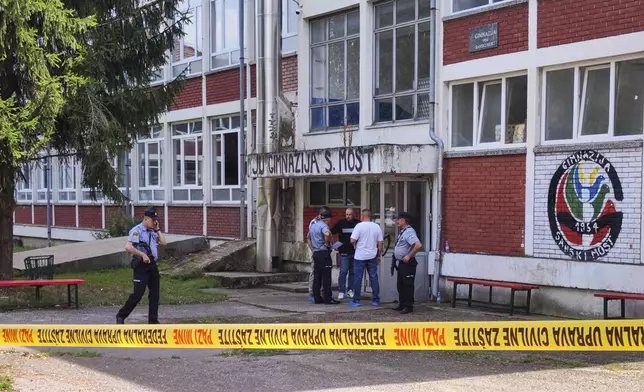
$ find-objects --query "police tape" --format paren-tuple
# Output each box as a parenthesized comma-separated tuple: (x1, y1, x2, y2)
(1, 320, 644, 351)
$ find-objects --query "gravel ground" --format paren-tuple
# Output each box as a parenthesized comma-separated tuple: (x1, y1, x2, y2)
(2, 288, 644, 392)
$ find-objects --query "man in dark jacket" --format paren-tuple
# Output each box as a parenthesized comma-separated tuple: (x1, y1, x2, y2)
(331, 208, 361, 300)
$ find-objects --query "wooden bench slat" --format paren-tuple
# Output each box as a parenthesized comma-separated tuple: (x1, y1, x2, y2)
(447, 277, 538, 290)
(594, 292, 644, 301)
(0, 279, 85, 287)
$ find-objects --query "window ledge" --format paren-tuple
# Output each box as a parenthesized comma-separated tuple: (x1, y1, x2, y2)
(445, 146, 527, 158)
(535, 139, 644, 154)
(443, 0, 528, 21)
(304, 127, 359, 136)
(365, 120, 431, 131)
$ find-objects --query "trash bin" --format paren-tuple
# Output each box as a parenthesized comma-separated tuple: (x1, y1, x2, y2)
(23, 255, 55, 280)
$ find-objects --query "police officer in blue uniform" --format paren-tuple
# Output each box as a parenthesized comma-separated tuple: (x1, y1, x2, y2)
(116, 208, 167, 324)
(308, 208, 340, 305)
(391, 212, 422, 314)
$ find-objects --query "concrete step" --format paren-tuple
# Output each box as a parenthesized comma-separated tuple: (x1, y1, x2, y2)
(204, 271, 309, 289)
(264, 281, 339, 294)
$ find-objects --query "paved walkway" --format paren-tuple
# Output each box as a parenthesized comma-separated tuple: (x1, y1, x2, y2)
(1, 289, 644, 392)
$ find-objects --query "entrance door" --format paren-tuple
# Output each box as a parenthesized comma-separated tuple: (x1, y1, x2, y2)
(363, 178, 431, 303)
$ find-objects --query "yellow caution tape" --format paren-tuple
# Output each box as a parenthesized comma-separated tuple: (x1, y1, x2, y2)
(1, 320, 644, 351)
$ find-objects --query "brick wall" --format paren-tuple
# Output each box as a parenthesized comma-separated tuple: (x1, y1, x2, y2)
(533, 148, 642, 263)
(442, 154, 526, 256)
(167, 206, 203, 235)
(33, 206, 46, 225)
(303, 207, 360, 239)
(281, 55, 298, 92)
(206, 65, 257, 105)
(169, 77, 202, 111)
(105, 206, 126, 227)
(78, 206, 102, 229)
(538, 0, 644, 48)
(443, 2, 528, 65)
(207, 207, 246, 238)
(14, 206, 31, 225)
(54, 206, 76, 228)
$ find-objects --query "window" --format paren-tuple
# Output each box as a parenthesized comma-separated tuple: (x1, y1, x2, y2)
(58, 159, 77, 202)
(173, 0, 203, 77)
(138, 125, 165, 202)
(172, 120, 203, 201)
(374, 0, 430, 123)
(310, 10, 360, 130)
(543, 57, 644, 142)
(282, 0, 300, 53)
(452, 0, 508, 13)
(16, 163, 32, 202)
(36, 159, 51, 202)
(450, 75, 527, 148)
(308, 181, 361, 206)
(211, 115, 245, 202)
(210, 0, 245, 70)
(150, 67, 164, 84)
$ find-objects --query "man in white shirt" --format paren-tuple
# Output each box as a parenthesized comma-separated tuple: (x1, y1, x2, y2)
(349, 208, 383, 307)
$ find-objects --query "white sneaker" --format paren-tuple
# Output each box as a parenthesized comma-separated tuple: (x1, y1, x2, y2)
(347, 289, 354, 299)
(338, 292, 345, 300)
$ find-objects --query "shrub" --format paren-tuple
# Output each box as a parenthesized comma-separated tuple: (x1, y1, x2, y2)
(93, 214, 140, 240)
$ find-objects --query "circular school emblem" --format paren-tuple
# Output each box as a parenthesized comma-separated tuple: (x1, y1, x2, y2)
(547, 150, 623, 261)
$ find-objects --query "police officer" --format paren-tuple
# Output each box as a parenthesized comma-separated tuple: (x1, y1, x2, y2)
(306, 206, 329, 302)
(116, 208, 167, 324)
(392, 212, 422, 314)
(308, 208, 340, 305)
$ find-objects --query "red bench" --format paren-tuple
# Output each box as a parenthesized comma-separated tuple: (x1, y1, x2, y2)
(447, 277, 539, 316)
(594, 292, 644, 320)
(0, 279, 85, 309)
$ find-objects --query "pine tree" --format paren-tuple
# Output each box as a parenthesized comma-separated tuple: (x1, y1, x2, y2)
(0, 0, 187, 280)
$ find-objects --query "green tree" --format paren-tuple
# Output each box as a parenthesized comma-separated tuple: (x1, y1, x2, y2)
(0, 0, 187, 280)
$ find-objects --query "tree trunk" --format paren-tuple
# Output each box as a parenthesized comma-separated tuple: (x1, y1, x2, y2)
(0, 188, 15, 280)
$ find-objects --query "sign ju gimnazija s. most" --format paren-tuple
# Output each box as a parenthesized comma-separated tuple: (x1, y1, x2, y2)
(247, 145, 438, 178)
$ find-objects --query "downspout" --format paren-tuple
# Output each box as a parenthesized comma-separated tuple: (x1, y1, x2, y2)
(428, 0, 444, 300)
(239, 0, 246, 240)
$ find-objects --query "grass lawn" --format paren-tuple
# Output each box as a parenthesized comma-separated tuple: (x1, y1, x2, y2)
(0, 263, 227, 309)
(12, 247, 28, 253)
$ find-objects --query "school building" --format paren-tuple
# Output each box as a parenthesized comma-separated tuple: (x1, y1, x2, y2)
(14, 0, 644, 318)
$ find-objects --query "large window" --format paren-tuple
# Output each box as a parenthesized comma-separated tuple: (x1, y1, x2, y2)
(211, 115, 245, 202)
(172, 120, 203, 201)
(36, 159, 51, 202)
(210, 0, 245, 70)
(451, 75, 527, 148)
(452, 0, 509, 13)
(16, 163, 32, 202)
(543, 57, 644, 142)
(173, 0, 203, 77)
(308, 181, 361, 206)
(374, 0, 430, 123)
(138, 125, 165, 202)
(310, 10, 360, 130)
(282, 0, 300, 53)
(58, 159, 77, 202)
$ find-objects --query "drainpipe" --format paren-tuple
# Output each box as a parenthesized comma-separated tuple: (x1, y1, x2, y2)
(255, 0, 282, 272)
(239, 0, 246, 240)
(428, 0, 444, 301)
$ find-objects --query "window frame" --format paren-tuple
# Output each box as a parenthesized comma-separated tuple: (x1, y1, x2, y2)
(172, 0, 203, 77)
(309, 9, 361, 132)
(373, 0, 431, 124)
(35, 159, 51, 202)
(16, 163, 33, 203)
(448, 71, 528, 151)
(450, 0, 515, 15)
(540, 54, 644, 145)
(281, 0, 300, 54)
(138, 125, 165, 203)
(307, 180, 362, 207)
(58, 158, 77, 203)
(171, 120, 204, 203)
(211, 115, 245, 203)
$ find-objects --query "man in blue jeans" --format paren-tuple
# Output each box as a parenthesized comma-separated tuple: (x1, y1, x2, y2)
(349, 208, 383, 307)
(331, 208, 361, 300)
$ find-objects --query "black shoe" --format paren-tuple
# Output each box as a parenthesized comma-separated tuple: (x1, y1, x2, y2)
(116, 317, 125, 324)
(314, 298, 325, 304)
(325, 299, 341, 305)
(401, 307, 413, 314)
(392, 306, 405, 311)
